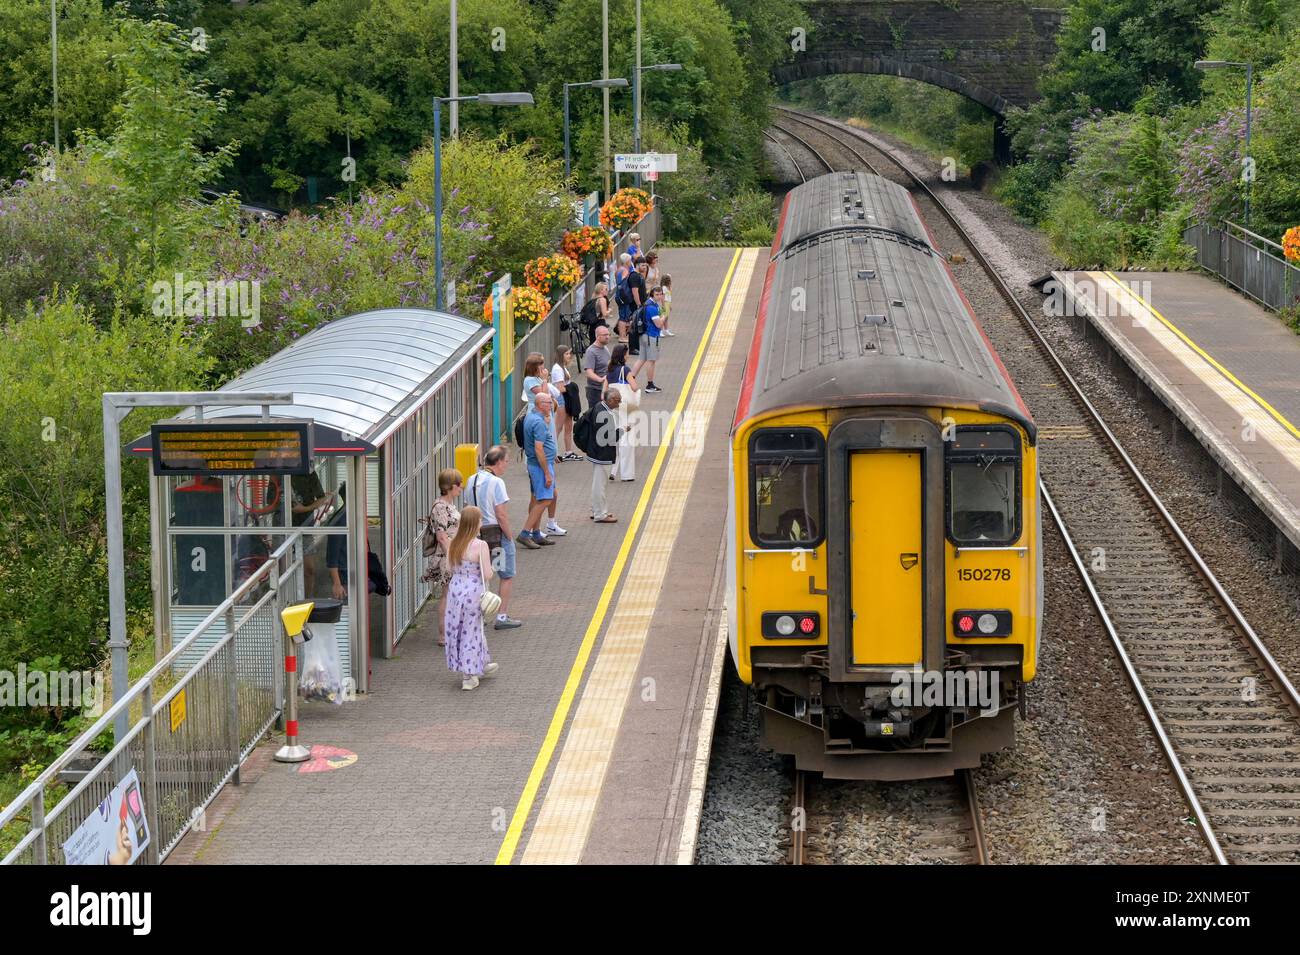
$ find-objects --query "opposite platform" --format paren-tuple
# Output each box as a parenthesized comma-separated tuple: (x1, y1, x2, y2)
(1052, 269, 1300, 557)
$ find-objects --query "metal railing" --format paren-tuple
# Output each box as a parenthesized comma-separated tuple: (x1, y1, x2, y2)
(1184, 219, 1300, 312)
(0, 536, 302, 865)
(477, 203, 662, 445)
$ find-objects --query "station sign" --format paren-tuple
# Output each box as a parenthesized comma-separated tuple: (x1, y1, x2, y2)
(613, 152, 678, 173)
(150, 418, 314, 476)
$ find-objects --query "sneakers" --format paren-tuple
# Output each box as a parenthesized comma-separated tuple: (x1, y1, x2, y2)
(664, 330, 676, 337)
(562, 452, 582, 462)
(645, 383, 663, 393)
(516, 532, 541, 550)
(534, 533, 556, 546)
(482, 662, 499, 677)
(494, 616, 522, 630)
(461, 675, 479, 691)
(545, 520, 567, 536)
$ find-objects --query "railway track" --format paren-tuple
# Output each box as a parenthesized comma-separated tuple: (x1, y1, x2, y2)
(772, 105, 1300, 865)
(788, 770, 987, 865)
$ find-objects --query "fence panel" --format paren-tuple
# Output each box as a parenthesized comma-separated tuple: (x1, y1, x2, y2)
(1, 538, 297, 865)
(1184, 220, 1300, 312)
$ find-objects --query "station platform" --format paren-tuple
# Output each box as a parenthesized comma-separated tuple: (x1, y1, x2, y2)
(167, 245, 765, 865)
(1051, 270, 1300, 557)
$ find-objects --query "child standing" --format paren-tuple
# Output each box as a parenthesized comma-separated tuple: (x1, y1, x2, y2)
(660, 274, 674, 337)
(442, 506, 500, 690)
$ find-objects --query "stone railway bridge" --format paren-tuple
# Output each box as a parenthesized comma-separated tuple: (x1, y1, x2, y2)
(773, 0, 1067, 160)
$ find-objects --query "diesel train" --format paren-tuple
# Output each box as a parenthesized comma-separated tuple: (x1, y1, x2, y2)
(725, 171, 1042, 780)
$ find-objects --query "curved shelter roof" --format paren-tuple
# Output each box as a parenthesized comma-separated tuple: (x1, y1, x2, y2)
(141, 308, 493, 453)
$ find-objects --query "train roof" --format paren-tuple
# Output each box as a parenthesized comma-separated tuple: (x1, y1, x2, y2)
(778, 170, 930, 253)
(736, 173, 1035, 442)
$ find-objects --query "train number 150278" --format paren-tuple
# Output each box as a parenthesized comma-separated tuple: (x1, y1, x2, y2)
(957, 568, 1011, 581)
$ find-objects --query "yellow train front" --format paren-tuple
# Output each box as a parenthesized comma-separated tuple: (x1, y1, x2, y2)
(726, 171, 1041, 780)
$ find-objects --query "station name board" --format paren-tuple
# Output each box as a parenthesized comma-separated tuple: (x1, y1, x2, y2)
(151, 420, 313, 476)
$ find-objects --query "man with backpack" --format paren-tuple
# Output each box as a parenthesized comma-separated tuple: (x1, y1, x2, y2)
(576, 388, 622, 524)
(631, 285, 666, 394)
(623, 257, 649, 358)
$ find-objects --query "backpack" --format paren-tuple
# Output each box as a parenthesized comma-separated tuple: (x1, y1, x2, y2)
(512, 411, 526, 450)
(615, 275, 632, 309)
(573, 408, 594, 454)
(578, 295, 600, 327)
(630, 305, 648, 337)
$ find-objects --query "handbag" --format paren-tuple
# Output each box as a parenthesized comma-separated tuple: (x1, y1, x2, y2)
(610, 378, 640, 411)
(477, 542, 502, 617)
(467, 473, 503, 547)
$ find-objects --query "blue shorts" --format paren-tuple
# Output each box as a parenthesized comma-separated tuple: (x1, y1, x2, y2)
(491, 536, 516, 579)
(527, 460, 555, 501)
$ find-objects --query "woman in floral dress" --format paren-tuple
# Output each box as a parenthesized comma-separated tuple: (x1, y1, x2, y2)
(442, 506, 499, 690)
(423, 468, 462, 646)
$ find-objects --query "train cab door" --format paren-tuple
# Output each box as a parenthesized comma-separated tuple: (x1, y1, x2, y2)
(848, 451, 924, 666)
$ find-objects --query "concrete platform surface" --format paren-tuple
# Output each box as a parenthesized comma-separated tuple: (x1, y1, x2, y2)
(1053, 269, 1300, 551)
(170, 246, 764, 865)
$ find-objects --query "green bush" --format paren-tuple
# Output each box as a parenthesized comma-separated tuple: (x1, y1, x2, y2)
(1042, 185, 1129, 266)
(0, 292, 210, 776)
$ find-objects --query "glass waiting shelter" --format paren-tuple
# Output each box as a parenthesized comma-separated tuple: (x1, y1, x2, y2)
(127, 308, 493, 692)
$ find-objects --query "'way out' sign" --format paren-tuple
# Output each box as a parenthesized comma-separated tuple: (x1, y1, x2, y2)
(614, 152, 678, 174)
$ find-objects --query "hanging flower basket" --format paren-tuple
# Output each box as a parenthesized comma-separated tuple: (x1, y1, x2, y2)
(561, 225, 614, 262)
(599, 187, 653, 232)
(512, 286, 550, 326)
(524, 254, 583, 298)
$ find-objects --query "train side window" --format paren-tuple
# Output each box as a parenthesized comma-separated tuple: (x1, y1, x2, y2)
(946, 427, 1021, 545)
(749, 429, 825, 548)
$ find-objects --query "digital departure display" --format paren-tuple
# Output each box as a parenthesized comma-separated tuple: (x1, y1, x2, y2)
(151, 420, 313, 476)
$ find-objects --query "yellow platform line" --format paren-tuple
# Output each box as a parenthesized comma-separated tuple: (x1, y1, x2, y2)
(519, 247, 759, 864)
(1099, 270, 1300, 443)
(493, 247, 748, 865)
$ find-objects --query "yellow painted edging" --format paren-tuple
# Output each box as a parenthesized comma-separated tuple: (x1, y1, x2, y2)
(493, 248, 745, 865)
(1100, 270, 1300, 442)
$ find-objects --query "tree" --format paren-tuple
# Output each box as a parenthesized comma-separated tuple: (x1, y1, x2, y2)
(81, 16, 237, 277)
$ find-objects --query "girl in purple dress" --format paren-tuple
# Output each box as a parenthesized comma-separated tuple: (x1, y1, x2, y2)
(443, 506, 499, 690)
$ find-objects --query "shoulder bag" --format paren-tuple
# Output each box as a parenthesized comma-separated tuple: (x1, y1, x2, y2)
(477, 541, 502, 618)
(467, 473, 504, 547)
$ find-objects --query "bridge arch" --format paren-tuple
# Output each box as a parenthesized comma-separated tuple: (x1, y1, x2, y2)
(773, 54, 1012, 117)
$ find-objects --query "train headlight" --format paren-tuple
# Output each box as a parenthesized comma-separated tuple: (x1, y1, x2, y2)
(761, 612, 821, 639)
(952, 610, 1013, 638)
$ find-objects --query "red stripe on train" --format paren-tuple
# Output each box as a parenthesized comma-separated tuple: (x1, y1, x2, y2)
(733, 190, 792, 430)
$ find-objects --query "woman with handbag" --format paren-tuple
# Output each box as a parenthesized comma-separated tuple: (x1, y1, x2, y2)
(606, 343, 640, 482)
(442, 506, 501, 691)
(421, 468, 463, 647)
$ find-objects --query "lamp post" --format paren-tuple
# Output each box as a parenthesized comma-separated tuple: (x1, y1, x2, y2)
(632, 63, 682, 187)
(433, 91, 534, 311)
(602, 0, 611, 199)
(1195, 59, 1254, 228)
(564, 78, 629, 184)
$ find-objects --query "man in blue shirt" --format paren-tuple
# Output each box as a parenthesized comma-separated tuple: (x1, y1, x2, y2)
(631, 285, 667, 394)
(519, 392, 560, 547)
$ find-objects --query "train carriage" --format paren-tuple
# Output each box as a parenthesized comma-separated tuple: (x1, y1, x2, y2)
(726, 171, 1042, 780)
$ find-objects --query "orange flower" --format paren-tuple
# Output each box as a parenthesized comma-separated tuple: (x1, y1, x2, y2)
(561, 225, 614, 261)
(599, 188, 653, 231)
(1284, 226, 1300, 263)
(524, 254, 583, 296)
